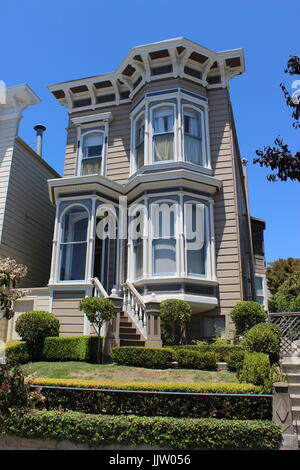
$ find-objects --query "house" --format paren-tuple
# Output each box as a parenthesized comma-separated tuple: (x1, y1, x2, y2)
(6, 38, 267, 347)
(0, 84, 60, 342)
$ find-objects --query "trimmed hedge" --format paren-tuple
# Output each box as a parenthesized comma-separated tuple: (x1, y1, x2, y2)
(32, 379, 271, 420)
(42, 336, 101, 363)
(111, 347, 174, 368)
(3, 341, 29, 365)
(172, 344, 244, 362)
(242, 323, 281, 363)
(174, 349, 218, 370)
(238, 352, 271, 389)
(0, 410, 281, 450)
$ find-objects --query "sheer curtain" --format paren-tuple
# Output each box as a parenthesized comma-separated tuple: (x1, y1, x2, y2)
(184, 108, 202, 165)
(81, 132, 103, 175)
(153, 107, 174, 161)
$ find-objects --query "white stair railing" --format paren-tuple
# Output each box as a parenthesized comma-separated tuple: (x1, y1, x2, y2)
(92, 277, 109, 298)
(123, 281, 147, 338)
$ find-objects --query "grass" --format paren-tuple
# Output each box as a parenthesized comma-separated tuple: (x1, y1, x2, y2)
(24, 361, 238, 383)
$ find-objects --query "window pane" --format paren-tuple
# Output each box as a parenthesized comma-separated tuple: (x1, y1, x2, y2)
(187, 246, 205, 275)
(136, 142, 144, 168)
(184, 135, 202, 165)
(153, 107, 174, 133)
(62, 207, 88, 243)
(134, 239, 143, 278)
(87, 145, 102, 158)
(154, 134, 173, 161)
(82, 157, 101, 175)
(203, 316, 225, 338)
(59, 243, 87, 280)
(153, 239, 176, 275)
(255, 276, 263, 296)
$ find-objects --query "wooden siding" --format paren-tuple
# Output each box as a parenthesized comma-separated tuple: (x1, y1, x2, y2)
(0, 138, 57, 287)
(254, 255, 266, 275)
(52, 290, 85, 337)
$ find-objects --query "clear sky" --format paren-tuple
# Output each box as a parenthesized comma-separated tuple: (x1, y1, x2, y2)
(1, 0, 299, 263)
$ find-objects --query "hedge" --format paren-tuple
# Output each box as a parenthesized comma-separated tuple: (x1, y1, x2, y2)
(238, 352, 271, 389)
(3, 341, 29, 365)
(174, 349, 218, 370)
(30, 378, 270, 420)
(42, 336, 101, 363)
(0, 410, 282, 450)
(172, 344, 244, 362)
(111, 347, 174, 368)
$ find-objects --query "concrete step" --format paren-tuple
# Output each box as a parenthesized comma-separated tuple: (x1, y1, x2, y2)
(119, 333, 141, 340)
(290, 394, 300, 407)
(291, 407, 300, 420)
(120, 321, 133, 328)
(289, 383, 300, 394)
(282, 363, 300, 374)
(120, 339, 145, 347)
(287, 373, 300, 384)
(119, 327, 136, 334)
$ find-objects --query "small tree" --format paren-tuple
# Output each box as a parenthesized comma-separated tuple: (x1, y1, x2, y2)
(242, 323, 282, 363)
(0, 257, 28, 320)
(230, 301, 266, 336)
(79, 297, 116, 363)
(274, 271, 300, 312)
(160, 299, 192, 346)
(266, 258, 300, 296)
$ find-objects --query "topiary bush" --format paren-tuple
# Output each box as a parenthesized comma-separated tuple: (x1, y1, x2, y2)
(15, 311, 59, 360)
(230, 301, 266, 336)
(242, 323, 282, 363)
(238, 352, 271, 389)
(111, 347, 174, 369)
(160, 299, 192, 345)
(174, 349, 218, 370)
(42, 336, 101, 363)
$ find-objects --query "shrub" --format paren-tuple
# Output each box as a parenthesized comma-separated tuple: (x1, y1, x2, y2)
(227, 349, 245, 372)
(3, 341, 29, 365)
(238, 352, 271, 389)
(160, 299, 192, 345)
(15, 311, 59, 360)
(0, 410, 282, 450)
(111, 347, 174, 368)
(0, 364, 30, 414)
(32, 380, 271, 420)
(42, 336, 101, 363)
(174, 349, 217, 370)
(172, 344, 244, 364)
(230, 301, 266, 335)
(275, 271, 300, 312)
(242, 323, 282, 363)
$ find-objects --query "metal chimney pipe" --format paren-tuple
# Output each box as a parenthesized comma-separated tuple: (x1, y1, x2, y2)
(33, 124, 46, 156)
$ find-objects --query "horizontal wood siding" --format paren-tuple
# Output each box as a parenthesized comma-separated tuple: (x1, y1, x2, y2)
(52, 290, 85, 337)
(207, 88, 242, 329)
(254, 255, 266, 275)
(0, 139, 56, 287)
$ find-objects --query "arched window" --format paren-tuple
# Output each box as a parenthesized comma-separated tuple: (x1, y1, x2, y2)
(59, 206, 89, 281)
(81, 132, 104, 175)
(152, 106, 174, 162)
(183, 107, 203, 165)
(135, 114, 145, 169)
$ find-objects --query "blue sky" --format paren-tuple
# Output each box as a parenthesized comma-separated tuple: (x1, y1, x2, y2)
(1, 0, 299, 263)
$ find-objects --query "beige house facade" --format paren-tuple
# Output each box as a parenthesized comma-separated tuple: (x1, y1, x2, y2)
(4, 38, 267, 345)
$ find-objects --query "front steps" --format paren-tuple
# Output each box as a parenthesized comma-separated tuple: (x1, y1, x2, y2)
(281, 357, 300, 448)
(119, 311, 145, 347)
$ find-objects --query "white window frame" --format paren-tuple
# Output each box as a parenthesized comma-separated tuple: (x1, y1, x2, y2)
(184, 199, 209, 279)
(182, 104, 205, 166)
(56, 203, 90, 283)
(254, 273, 268, 310)
(150, 103, 177, 165)
(132, 111, 145, 173)
(77, 127, 107, 177)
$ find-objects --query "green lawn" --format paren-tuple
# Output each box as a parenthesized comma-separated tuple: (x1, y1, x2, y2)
(24, 361, 238, 383)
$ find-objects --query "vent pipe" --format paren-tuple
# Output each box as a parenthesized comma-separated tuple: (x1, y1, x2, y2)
(33, 124, 46, 156)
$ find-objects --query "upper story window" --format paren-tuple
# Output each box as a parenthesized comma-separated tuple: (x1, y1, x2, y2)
(152, 106, 174, 162)
(135, 114, 145, 169)
(183, 107, 203, 165)
(81, 131, 104, 176)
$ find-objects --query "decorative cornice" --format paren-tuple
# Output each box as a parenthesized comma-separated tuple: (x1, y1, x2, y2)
(0, 84, 40, 122)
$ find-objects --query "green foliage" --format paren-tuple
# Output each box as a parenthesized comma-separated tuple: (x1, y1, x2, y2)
(172, 344, 244, 363)
(35, 382, 271, 420)
(226, 350, 245, 372)
(0, 364, 33, 414)
(266, 258, 300, 296)
(42, 336, 101, 363)
(274, 271, 300, 312)
(0, 410, 282, 450)
(111, 347, 174, 369)
(160, 299, 192, 345)
(230, 301, 266, 335)
(79, 297, 116, 363)
(238, 352, 271, 389)
(15, 311, 59, 360)
(242, 323, 282, 363)
(174, 349, 217, 370)
(3, 341, 29, 365)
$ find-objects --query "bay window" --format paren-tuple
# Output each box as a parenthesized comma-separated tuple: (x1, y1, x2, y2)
(59, 205, 89, 281)
(183, 107, 203, 165)
(152, 106, 174, 162)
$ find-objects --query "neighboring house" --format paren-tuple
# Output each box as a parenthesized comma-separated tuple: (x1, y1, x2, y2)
(8, 38, 267, 346)
(0, 84, 60, 342)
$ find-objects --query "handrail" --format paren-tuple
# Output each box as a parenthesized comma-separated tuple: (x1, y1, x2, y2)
(92, 277, 109, 298)
(122, 281, 147, 338)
